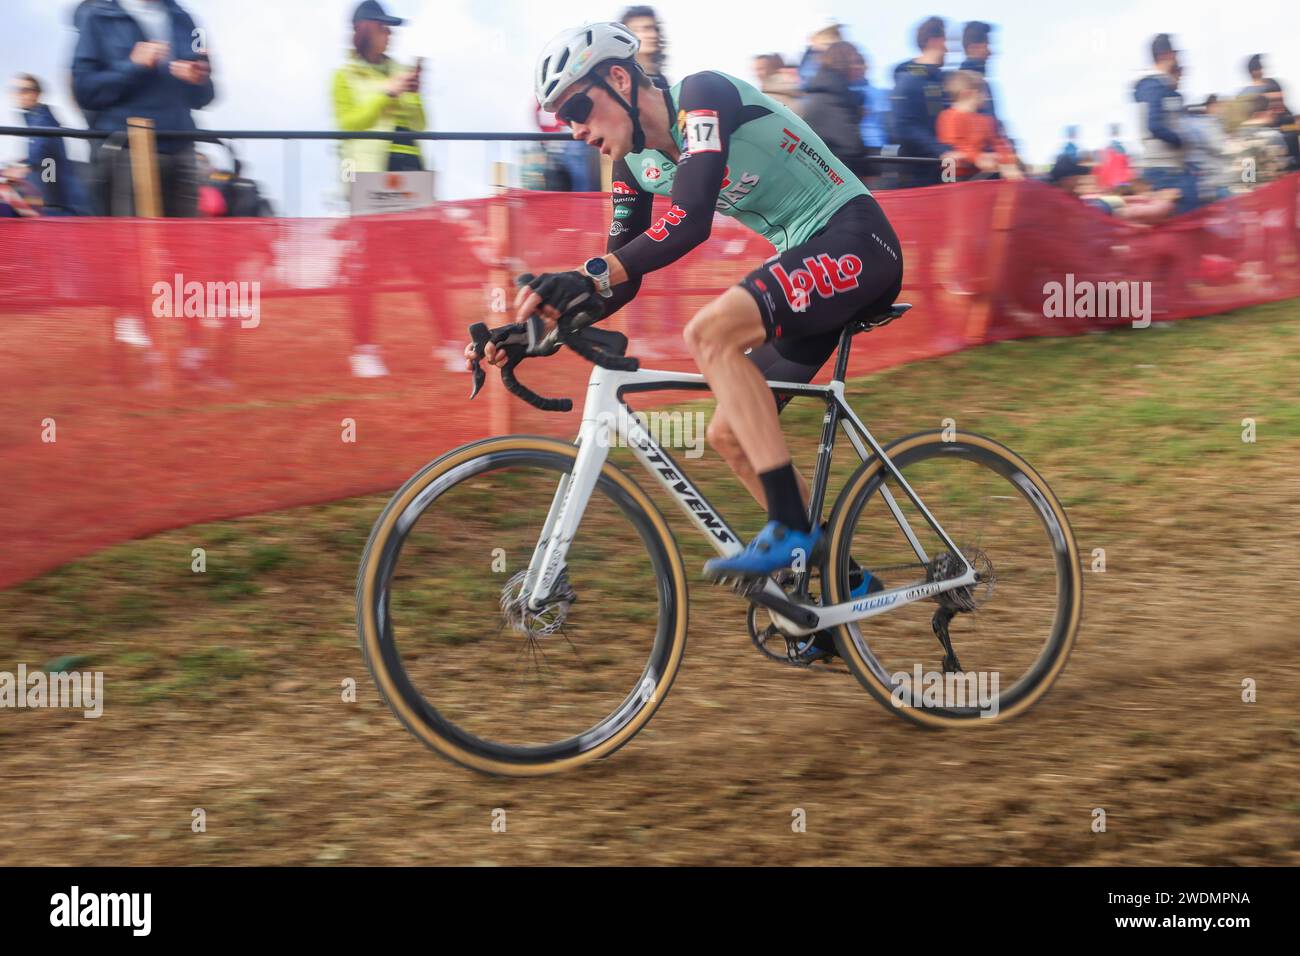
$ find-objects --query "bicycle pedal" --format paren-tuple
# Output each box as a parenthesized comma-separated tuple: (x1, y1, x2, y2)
(707, 572, 767, 597)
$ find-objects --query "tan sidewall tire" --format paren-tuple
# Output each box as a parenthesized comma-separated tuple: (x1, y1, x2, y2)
(356, 436, 689, 775)
(825, 431, 1082, 728)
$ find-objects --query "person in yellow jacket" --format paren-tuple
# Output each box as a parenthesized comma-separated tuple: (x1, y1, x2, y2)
(333, 0, 427, 176)
(333, 1, 454, 377)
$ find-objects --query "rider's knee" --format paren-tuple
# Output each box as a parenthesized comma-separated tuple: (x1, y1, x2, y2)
(683, 305, 726, 365)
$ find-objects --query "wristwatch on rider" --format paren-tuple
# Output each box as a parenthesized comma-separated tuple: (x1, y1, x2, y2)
(582, 256, 613, 298)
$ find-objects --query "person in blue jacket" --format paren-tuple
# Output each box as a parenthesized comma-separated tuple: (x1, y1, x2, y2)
(959, 21, 1004, 137)
(11, 74, 93, 215)
(71, 0, 216, 216)
(1134, 33, 1198, 215)
(891, 16, 951, 187)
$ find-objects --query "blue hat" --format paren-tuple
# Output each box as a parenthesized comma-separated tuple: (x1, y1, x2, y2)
(353, 1, 404, 26)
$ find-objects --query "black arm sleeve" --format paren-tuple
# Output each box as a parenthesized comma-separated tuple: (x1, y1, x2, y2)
(607, 71, 741, 284)
(600, 157, 655, 318)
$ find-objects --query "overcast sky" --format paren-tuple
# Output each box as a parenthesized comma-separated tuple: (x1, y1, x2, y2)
(3, 0, 1295, 213)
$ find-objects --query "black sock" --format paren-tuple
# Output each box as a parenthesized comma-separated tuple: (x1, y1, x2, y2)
(759, 463, 811, 533)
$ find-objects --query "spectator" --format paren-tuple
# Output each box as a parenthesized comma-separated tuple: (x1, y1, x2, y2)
(70, 0, 101, 127)
(332, 1, 455, 378)
(753, 54, 801, 113)
(1243, 56, 1300, 170)
(798, 22, 844, 88)
(1223, 94, 1291, 193)
(801, 42, 871, 178)
(620, 7, 670, 90)
(855, 55, 891, 156)
(935, 71, 1020, 180)
(1182, 96, 1231, 204)
(1134, 33, 1197, 215)
(1094, 123, 1133, 191)
(1048, 155, 1177, 223)
(72, 0, 215, 217)
(333, 0, 427, 177)
(891, 16, 951, 187)
(1241, 53, 1284, 99)
(1060, 125, 1080, 162)
(959, 20, 1004, 135)
(11, 73, 92, 215)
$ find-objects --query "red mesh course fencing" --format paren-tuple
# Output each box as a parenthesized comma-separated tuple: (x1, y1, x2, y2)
(2, 175, 1298, 587)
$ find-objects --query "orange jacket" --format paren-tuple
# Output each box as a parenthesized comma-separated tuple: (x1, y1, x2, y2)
(936, 108, 1016, 178)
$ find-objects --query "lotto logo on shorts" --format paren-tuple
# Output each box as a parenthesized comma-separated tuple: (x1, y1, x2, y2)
(770, 253, 864, 312)
(611, 180, 637, 195)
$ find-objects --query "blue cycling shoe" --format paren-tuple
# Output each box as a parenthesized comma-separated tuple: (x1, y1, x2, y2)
(704, 520, 823, 582)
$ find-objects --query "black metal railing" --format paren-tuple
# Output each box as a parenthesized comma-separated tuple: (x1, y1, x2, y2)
(1, 126, 942, 215)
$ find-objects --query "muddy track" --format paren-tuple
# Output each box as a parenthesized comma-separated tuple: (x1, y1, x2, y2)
(2, 311, 1298, 866)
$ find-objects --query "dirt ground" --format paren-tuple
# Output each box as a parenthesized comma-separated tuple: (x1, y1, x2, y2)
(2, 304, 1298, 865)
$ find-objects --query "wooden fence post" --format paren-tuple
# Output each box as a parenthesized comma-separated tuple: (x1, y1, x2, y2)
(126, 117, 162, 217)
(126, 117, 173, 394)
(964, 180, 1021, 347)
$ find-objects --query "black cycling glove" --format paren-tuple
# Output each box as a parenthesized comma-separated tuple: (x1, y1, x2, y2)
(518, 271, 604, 322)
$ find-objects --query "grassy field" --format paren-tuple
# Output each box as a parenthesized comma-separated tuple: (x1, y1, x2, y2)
(2, 300, 1299, 865)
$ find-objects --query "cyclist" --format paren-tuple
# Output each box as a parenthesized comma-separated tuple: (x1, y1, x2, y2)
(469, 22, 904, 642)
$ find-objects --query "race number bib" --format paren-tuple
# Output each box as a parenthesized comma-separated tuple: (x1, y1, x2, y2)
(685, 110, 722, 153)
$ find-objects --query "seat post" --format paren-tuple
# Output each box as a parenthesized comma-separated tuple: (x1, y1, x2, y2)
(832, 324, 854, 382)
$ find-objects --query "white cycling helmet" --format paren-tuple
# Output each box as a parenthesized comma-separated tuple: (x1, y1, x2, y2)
(535, 22, 640, 112)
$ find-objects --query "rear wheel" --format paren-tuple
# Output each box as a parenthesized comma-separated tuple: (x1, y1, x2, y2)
(824, 430, 1082, 726)
(357, 436, 689, 775)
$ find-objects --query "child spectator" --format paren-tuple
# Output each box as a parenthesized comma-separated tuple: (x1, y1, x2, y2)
(935, 71, 1020, 180)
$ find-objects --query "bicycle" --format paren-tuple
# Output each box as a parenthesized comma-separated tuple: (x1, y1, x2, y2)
(356, 299, 1083, 776)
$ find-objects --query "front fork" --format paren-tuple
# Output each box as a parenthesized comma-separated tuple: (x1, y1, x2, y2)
(521, 418, 611, 611)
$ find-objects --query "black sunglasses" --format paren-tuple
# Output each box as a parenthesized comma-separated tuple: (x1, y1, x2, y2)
(556, 82, 600, 126)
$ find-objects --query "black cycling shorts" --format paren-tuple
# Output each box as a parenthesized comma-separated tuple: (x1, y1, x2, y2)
(738, 194, 904, 410)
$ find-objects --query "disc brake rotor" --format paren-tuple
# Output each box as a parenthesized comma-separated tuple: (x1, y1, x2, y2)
(499, 569, 576, 638)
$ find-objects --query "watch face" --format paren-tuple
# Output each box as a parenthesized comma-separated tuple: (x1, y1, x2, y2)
(585, 257, 609, 276)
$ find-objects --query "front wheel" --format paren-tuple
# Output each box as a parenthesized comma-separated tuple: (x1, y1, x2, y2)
(824, 430, 1082, 727)
(356, 436, 689, 776)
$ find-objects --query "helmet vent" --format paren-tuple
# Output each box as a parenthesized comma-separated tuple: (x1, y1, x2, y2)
(554, 48, 569, 74)
(586, 29, 594, 46)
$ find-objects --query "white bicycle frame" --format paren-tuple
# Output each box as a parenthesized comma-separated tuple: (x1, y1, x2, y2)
(518, 362, 977, 638)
